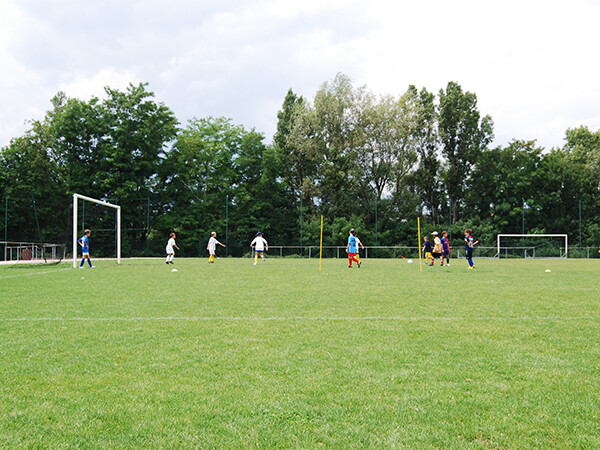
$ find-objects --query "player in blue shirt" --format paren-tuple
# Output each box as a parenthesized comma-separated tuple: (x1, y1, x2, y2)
(346, 228, 361, 268)
(441, 230, 451, 266)
(464, 228, 478, 269)
(78, 229, 95, 268)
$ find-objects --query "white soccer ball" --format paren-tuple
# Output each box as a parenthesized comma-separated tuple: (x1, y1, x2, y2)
(171, 268, 178, 272)
(545, 269, 551, 272)
(407, 259, 413, 264)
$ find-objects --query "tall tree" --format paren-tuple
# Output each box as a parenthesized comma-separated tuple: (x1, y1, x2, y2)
(438, 81, 493, 223)
(409, 86, 442, 223)
(311, 73, 365, 218)
(100, 82, 178, 199)
(273, 89, 319, 212)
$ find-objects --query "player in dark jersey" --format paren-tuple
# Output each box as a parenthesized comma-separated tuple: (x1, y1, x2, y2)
(464, 228, 478, 269)
(422, 236, 434, 265)
(441, 230, 450, 266)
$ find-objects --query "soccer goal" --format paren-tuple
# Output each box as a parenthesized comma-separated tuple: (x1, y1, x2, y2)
(72, 194, 121, 268)
(496, 234, 568, 259)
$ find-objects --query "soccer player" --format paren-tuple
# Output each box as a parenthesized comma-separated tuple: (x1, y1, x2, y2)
(346, 228, 361, 268)
(353, 229, 365, 264)
(78, 229, 95, 268)
(464, 228, 479, 269)
(431, 231, 442, 266)
(207, 231, 226, 263)
(441, 230, 451, 266)
(251, 232, 268, 265)
(165, 232, 180, 264)
(422, 236, 434, 265)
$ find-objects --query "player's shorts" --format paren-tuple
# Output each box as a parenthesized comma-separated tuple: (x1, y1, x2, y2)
(255, 250, 264, 254)
(166, 246, 174, 254)
(465, 249, 473, 259)
(82, 251, 89, 256)
(208, 250, 216, 256)
(432, 252, 441, 258)
(442, 251, 450, 256)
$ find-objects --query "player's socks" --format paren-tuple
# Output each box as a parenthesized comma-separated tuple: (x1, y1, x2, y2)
(80, 258, 86, 267)
(88, 259, 93, 267)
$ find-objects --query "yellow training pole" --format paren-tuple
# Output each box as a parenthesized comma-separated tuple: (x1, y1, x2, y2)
(319, 215, 324, 272)
(418, 217, 423, 272)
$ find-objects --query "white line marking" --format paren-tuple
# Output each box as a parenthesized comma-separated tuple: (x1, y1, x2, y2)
(0, 268, 71, 280)
(0, 316, 596, 323)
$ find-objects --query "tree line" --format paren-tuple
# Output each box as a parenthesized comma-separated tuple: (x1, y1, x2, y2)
(1, 74, 599, 257)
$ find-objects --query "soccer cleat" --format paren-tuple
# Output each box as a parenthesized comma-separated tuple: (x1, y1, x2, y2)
(90, 266, 96, 269)
(357, 261, 361, 268)
(79, 266, 84, 269)
(253, 262, 257, 265)
(348, 265, 352, 268)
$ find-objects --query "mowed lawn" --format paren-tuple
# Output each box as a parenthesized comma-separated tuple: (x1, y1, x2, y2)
(1, 257, 599, 448)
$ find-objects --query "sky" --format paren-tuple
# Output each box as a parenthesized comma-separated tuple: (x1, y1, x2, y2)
(1, 0, 600, 150)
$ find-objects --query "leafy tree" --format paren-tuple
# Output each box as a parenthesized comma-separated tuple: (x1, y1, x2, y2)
(409, 86, 442, 223)
(100, 83, 178, 199)
(311, 73, 365, 218)
(468, 140, 544, 233)
(273, 89, 319, 201)
(438, 82, 493, 223)
(44, 92, 107, 197)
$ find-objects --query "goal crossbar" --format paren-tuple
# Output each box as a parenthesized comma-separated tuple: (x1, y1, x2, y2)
(497, 234, 568, 258)
(73, 194, 121, 267)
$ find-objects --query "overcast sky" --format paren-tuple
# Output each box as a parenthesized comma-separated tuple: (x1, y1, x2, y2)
(1, 0, 599, 150)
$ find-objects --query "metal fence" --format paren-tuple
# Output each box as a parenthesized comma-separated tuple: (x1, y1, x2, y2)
(1, 241, 66, 262)
(262, 245, 600, 259)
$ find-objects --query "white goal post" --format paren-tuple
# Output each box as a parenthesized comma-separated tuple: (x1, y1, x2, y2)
(497, 234, 568, 259)
(72, 194, 121, 268)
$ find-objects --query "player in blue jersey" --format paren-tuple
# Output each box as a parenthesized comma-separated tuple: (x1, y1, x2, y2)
(78, 229, 95, 268)
(346, 228, 361, 268)
(464, 228, 478, 269)
(441, 230, 451, 266)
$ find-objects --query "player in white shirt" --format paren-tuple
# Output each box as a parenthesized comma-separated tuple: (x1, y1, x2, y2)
(353, 229, 365, 264)
(165, 232, 180, 264)
(250, 232, 268, 265)
(207, 231, 226, 263)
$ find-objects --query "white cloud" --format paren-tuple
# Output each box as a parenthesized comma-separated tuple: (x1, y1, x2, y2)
(1, 0, 600, 150)
(58, 69, 140, 100)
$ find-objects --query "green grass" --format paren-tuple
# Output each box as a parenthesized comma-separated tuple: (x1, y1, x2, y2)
(1, 258, 599, 448)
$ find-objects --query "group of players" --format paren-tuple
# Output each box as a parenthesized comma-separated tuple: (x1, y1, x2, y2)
(422, 228, 478, 269)
(77, 227, 478, 269)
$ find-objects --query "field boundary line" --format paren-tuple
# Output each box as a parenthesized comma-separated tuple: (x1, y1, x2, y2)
(0, 268, 71, 280)
(0, 315, 597, 323)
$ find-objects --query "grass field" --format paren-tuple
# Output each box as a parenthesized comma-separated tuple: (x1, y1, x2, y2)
(1, 257, 599, 448)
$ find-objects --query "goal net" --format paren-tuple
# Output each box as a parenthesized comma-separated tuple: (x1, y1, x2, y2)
(497, 234, 568, 259)
(72, 194, 121, 267)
